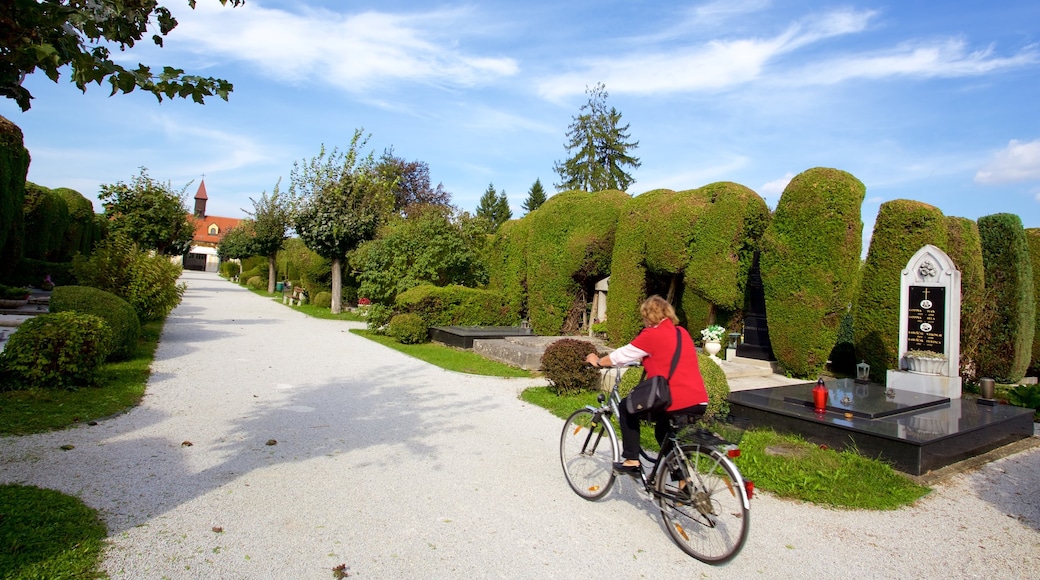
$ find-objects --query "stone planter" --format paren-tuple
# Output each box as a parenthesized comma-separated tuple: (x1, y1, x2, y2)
(906, 355, 946, 375)
(0, 298, 28, 308)
(704, 340, 722, 359)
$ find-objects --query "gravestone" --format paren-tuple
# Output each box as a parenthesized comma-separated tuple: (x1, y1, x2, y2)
(736, 250, 775, 360)
(886, 244, 962, 398)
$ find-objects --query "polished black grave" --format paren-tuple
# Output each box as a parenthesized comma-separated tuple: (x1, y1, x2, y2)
(729, 378, 1035, 476)
(428, 326, 534, 349)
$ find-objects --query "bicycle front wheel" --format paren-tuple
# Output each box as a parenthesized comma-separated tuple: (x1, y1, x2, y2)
(654, 444, 749, 564)
(560, 408, 619, 500)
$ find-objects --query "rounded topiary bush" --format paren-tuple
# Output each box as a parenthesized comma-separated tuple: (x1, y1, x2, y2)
(0, 311, 112, 390)
(49, 285, 140, 361)
(541, 338, 600, 395)
(618, 352, 730, 419)
(312, 291, 332, 308)
(387, 313, 429, 344)
(246, 276, 264, 290)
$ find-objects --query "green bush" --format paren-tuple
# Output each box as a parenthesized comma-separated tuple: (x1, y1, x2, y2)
(0, 311, 112, 390)
(0, 116, 30, 279)
(219, 261, 241, 279)
(1026, 228, 1040, 375)
(22, 182, 70, 262)
(246, 276, 264, 290)
(8, 258, 76, 287)
(54, 187, 96, 258)
(619, 352, 731, 419)
(366, 303, 393, 333)
(485, 217, 531, 320)
(947, 217, 987, 381)
(312, 291, 332, 308)
(394, 284, 519, 327)
(977, 214, 1035, 383)
(762, 168, 865, 378)
(541, 338, 600, 395)
(0, 283, 28, 299)
(387, 313, 429, 344)
(50, 285, 140, 361)
(70, 234, 185, 321)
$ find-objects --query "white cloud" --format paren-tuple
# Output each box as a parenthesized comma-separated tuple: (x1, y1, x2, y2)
(975, 139, 1040, 184)
(759, 172, 794, 196)
(173, 3, 518, 92)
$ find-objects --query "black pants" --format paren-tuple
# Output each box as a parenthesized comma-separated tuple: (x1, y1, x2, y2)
(618, 402, 707, 461)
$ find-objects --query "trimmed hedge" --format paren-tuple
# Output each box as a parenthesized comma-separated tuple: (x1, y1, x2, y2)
(0, 115, 29, 279)
(525, 189, 629, 335)
(608, 183, 769, 345)
(394, 284, 518, 327)
(977, 214, 1035, 383)
(22, 182, 70, 262)
(0, 311, 112, 390)
(1027, 228, 1040, 374)
(485, 217, 532, 320)
(762, 168, 864, 378)
(854, 199, 949, 380)
(946, 217, 987, 381)
(312, 291, 332, 308)
(387, 313, 429, 344)
(50, 285, 140, 361)
(53, 187, 97, 258)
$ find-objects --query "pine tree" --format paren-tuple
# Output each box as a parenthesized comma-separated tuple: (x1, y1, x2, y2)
(476, 183, 512, 230)
(522, 178, 547, 214)
(553, 83, 641, 192)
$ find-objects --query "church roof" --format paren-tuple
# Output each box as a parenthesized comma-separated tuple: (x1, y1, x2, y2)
(191, 214, 241, 247)
(195, 180, 208, 200)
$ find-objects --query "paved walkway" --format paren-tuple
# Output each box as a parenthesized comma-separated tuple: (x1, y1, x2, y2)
(1, 271, 1038, 578)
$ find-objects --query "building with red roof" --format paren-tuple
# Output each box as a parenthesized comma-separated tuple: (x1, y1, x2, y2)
(183, 181, 241, 272)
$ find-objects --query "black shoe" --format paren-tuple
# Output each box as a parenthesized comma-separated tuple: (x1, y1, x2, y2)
(613, 462, 640, 476)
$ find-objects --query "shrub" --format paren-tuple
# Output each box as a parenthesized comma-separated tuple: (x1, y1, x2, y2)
(947, 217, 987, 381)
(219, 261, 241, 279)
(541, 338, 600, 395)
(22, 182, 70, 261)
(387, 313, 429, 344)
(1026, 228, 1040, 375)
(71, 234, 184, 321)
(485, 217, 532, 320)
(246, 276, 264, 290)
(49, 285, 140, 361)
(0, 115, 30, 280)
(312, 291, 332, 308)
(0, 311, 112, 390)
(0, 283, 29, 299)
(366, 303, 393, 333)
(619, 352, 731, 419)
(394, 284, 519, 327)
(977, 214, 1035, 383)
(8, 258, 76, 287)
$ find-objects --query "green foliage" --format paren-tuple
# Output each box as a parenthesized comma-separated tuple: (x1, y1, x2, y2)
(0, 0, 243, 111)
(1006, 383, 1040, 414)
(541, 338, 601, 395)
(1026, 229, 1040, 374)
(246, 180, 293, 292)
(853, 200, 949, 379)
(553, 83, 641, 192)
(351, 329, 532, 377)
(485, 217, 531, 320)
(279, 238, 330, 298)
(525, 189, 629, 335)
(394, 284, 518, 327)
(53, 187, 97, 257)
(246, 276, 265, 290)
(365, 303, 393, 332)
(522, 178, 547, 214)
(22, 181, 70, 261)
(977, 213, 1035, 383)
(219, 260, 240, 278)
(50, 285, 140, 361)
(71, 234, 185, 321)
(98, 168, 195, 255)
(387, 313, 430, 344)
(0, 283, 29, 299)
(617, 353, 731, 419)
(217, 221, 257, 261)
(947, 217, 987, 381)
(7, 258, 75, 287)
(0, 484, 107, 578)
(352, 207, 489, 305)
(0, 311, 112, 390)
(475, 182, 512, 230)
(608, 183, 770, 345)
(0, 116, 30, 278)
(762, 168, 865, 378)
(312, 290, 332, 308)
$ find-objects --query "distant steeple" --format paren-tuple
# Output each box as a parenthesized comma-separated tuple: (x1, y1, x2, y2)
(193, 180, 208, 218)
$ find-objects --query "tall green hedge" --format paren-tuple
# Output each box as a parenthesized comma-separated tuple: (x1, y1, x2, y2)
(485, 217, 531, 320)
(394, 284, 518, 327)
(22, 182, 70, 262)
(1026, 228, 1040, 374)
(977, 214, 1035, 383)
(0, 115, 29, 278)
(54, 188, 97, 258)
(525, 189, 629, 335)
(607, 183, 768, 345)
(946, 217, 987, 381)
(762, 168, 864, 378)
(854, 200, 948, 380)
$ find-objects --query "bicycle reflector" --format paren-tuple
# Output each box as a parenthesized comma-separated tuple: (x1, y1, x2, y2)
(744, 480, 755, 500)
(726, 448, 741, 459)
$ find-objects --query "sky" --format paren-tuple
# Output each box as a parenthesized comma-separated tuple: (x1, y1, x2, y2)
(3, 0, 1040, 251)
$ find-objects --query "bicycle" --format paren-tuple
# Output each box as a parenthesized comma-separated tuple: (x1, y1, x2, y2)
(559, 364, 752, 564)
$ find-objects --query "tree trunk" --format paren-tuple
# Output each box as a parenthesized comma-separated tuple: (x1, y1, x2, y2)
(267, 254, 277, 294)
(331, 256, 342, 314)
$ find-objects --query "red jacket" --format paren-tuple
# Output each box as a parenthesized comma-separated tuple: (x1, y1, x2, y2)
(630, 319, 709, 411)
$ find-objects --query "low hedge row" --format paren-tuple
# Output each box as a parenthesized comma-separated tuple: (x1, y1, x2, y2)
(49, 285, 140, 361)
(394, 284, 518, 327)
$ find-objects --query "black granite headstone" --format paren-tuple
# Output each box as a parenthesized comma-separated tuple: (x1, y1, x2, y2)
(906, 285, 945, 353)
(736, 250, 774, 360)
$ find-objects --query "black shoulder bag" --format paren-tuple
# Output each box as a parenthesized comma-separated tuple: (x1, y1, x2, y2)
(624, 327, 681, 414)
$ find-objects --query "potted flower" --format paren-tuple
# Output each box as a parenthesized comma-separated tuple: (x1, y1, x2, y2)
(357, 297, 372, 316)
(700, 325, 726, 359)
(0, 284, 30, 308)
(904, 350, 947, 375)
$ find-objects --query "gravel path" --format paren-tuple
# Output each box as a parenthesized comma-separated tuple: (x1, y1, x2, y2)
(1, 271, 1038, 579)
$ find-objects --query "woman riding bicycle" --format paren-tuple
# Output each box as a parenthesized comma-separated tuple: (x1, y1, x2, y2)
(585, 295, 709, 475)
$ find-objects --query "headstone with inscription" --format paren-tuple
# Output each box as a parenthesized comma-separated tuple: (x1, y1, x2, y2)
(887, 244, 962, 397)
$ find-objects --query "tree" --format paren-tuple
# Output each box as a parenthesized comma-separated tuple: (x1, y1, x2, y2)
(216, 220, 255, 261)
(553, 83, 640, 192)
(98, 168, 195, 256)
(247, 179, 293, 293)
(476, 182, 511, 230)
(375, 149, 453, 216)
(522, 178, 547, 214)
(1, 0, 243, 111)
(291, 130, 392, 313)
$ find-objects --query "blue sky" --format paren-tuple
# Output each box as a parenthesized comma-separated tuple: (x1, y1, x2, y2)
(2, 0, 1039, 248)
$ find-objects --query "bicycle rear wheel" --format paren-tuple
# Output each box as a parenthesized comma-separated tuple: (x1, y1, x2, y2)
(654, 443, 749, 564)
(560, 408, 619, 500)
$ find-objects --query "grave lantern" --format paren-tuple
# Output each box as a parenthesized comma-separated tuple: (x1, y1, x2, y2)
(728, 332, 741, 349)
(856, 360, 870, 384)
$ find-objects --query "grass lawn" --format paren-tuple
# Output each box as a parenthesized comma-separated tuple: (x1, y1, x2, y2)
(350, 329, 533, 377)
(522, 386, 930, 510)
